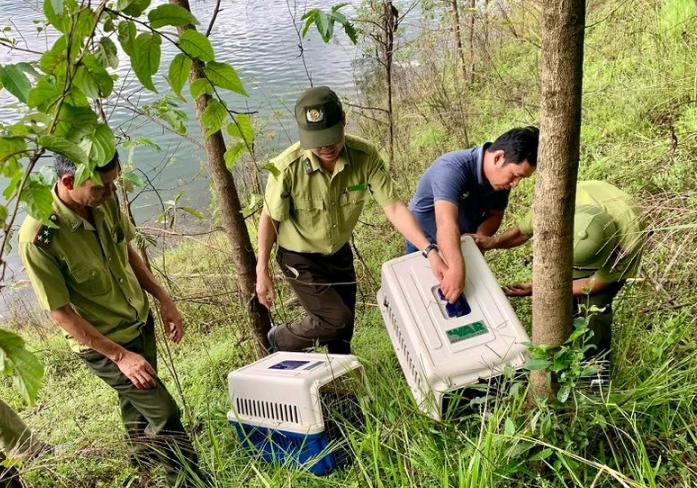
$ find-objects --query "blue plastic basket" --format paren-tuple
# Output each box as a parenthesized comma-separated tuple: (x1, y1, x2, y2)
(230, 421, 337, 475)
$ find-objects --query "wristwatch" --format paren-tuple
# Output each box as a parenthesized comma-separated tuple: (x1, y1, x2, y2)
(422, 243, 439, 259)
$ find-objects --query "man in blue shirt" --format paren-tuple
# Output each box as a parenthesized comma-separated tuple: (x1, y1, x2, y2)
(408, 126, 539, 303)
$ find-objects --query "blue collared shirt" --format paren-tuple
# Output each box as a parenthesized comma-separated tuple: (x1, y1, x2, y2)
(408, 143, 509, 241)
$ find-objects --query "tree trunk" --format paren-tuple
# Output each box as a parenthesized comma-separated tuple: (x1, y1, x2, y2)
(382, 1, 397, 168)
(449, 0, 468, 81)
(171, 0, 271, 358)
(531, 0, 586, 399)
(468, 0, 476, 83)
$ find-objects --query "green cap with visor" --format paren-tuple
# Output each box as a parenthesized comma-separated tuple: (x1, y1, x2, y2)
(295, 86, 344, 149)
(572, 204, 618, 278)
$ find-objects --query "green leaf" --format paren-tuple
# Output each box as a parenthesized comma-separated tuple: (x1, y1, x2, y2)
(315, 12, 331, 42)
(201, 99, 228, 139)
(80, 123, 116, 167)
(524, 358, 551, 371)
(43, 0, 65, 33)
(179, 206, 204, 220)
(0, 205, 7, 222)
(168, 53, 192, 99)
(301, 9, 319, 38)
(261, 162, 280, 178)
(121, 170, 145, 189)
(557, 385, 571, 403)
(148, 4, 199, 29)
(28, 78, 61, 111)
(0, 137, 28, 164)
(0, 64, 32, 103)
(530, 448, 554, 462)
(117, 21, 136, 57)
(228, 114, 254, 145)
(54, 104, 98, 142)
(190, 78, 213, 98)
(39, 135, 88, 167)
(21, 179, 54, 225)
(0, 329, 44, 405)
(39, 50, 65, 75)
(202, 61, 247, 96)
(74, 54, 114, 98)
(118, 0, 150, 17)
(94, 37, 119, 70)
(122, 137, 160, 151)
(132, 32, 162, 93)
(224, 142, 245, 170)
(504, 418, 516, 436)
(178, 30, 214, 63)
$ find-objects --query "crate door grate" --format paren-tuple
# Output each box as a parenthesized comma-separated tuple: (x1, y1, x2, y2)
(236, 397, 300, 424)
(319, 373, 366, 469)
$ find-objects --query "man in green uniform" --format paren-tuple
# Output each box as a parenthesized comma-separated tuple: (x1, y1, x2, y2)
(474, 181, 645, 361)
(19, 153, 204, 486)
(0, 399, 48, 488)
(256, 86, 448, 354)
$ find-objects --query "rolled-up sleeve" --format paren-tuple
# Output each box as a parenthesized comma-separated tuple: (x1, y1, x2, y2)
(366, 150, 398, 208)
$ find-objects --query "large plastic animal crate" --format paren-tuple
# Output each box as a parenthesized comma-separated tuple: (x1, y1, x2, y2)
(378, 236, 530, 420)
(227, 352, 366, 475)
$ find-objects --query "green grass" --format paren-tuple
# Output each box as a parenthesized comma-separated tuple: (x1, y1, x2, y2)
(3, 0, 697, 486)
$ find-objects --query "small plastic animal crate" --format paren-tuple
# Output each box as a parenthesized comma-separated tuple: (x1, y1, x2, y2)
(227, 352, 366, 475)
(378, 236, 530, 420)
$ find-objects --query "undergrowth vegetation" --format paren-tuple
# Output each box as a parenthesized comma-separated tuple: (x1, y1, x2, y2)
(2, 0, 696, 486)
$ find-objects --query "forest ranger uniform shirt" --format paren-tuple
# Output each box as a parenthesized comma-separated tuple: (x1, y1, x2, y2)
(19, 189, 149, 352)
(263, 134, 398, 254)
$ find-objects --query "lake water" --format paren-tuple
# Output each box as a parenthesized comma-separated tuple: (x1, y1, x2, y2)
(0, 0, 364, 277)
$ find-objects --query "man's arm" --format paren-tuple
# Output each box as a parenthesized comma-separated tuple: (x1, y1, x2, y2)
(474, 226, 532, 251)
(476, 209, 505, 237)
(433, 200, 466, 303)
(128, 244, 183, 344)
(382, 201, 448, 283)
(256, 211, 280, 309)
(503, 274, 613, 297)
(48, 305, 157, 389)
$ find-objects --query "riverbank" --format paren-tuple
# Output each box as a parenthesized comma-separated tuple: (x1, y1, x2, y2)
(2, 0, 697, 486)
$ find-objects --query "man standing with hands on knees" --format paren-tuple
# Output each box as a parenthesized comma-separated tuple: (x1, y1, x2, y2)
(256, 86, 448, 355)
(407, 126, 539, 303)
(474, 180, 645, 363)
(19, 152, 205, 487)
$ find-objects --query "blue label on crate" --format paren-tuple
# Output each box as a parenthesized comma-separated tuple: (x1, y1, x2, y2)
(269, 360, 310, 370)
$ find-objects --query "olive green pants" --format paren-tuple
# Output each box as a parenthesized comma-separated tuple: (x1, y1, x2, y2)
(0, 398, 47, 488)
(574, 280, 625, 360)
(80, 317, 202, 487)
(274, 244, 357, 355)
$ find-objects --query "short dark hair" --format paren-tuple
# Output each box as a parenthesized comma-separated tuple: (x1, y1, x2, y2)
(54, 150, 120, 178)
(488, 126, 540, 166)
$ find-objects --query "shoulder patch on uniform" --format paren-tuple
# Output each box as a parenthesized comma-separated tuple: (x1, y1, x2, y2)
(33, 213, 59, 248)
(272, 142, 304, 172)
(345, 135, 374, 155)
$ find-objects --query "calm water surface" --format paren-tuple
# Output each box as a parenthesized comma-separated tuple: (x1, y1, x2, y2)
(0, 0, 362, 277)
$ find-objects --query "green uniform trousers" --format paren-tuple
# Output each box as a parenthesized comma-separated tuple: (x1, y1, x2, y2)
(274, 244, 357, 355)
(80, 316, 202, 487)
(0, 398, 47, 488)
(574, 280, 625, 360)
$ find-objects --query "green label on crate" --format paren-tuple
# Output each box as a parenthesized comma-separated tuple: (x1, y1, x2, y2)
(446, 321, 488, 344)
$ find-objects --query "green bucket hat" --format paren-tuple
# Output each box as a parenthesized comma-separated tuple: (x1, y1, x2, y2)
(294, 86, 344, 149)
(572, 204, 618, 279)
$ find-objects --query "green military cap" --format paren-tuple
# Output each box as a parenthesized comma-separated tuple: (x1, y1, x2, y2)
(572, 204, 618, 278)
(295, 86, 344, 149)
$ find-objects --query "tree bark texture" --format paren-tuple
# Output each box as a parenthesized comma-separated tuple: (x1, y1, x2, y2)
(382, 1, 397, 168)
(531, 0, 586, 399)
(449, 0, 469, 81)
(171, 0, 271, 358)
